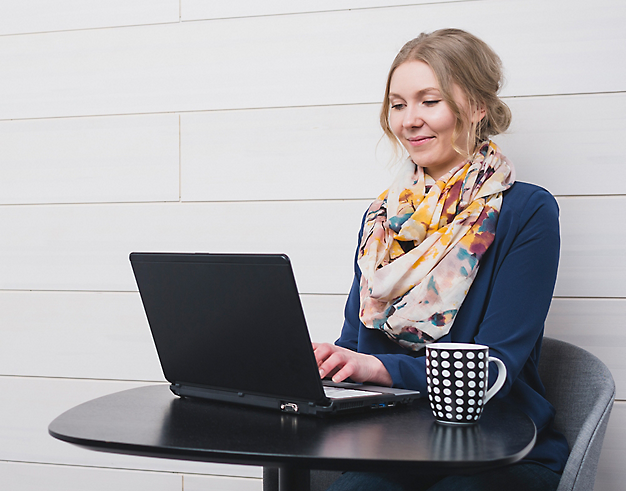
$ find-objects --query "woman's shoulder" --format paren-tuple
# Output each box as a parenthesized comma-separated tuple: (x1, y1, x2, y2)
(502, 181, 559, 217)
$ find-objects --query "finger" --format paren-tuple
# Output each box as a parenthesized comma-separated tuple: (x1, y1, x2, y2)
(313, 343, 335, 366)
(331, 362, 355, 383)
(318, 351, 347, 380)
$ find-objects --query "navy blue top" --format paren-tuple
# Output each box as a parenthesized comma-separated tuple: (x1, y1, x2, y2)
(336, 181, 569, 473)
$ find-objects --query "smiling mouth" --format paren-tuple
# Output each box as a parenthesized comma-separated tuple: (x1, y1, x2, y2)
(407, 136, 435, 147)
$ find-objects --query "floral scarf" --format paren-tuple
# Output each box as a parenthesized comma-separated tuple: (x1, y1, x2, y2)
(358, 141, 515, 351)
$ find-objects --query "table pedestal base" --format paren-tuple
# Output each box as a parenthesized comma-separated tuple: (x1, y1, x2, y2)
(264, 466, 310, 491)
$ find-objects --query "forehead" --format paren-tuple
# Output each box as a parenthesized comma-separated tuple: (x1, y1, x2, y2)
(389, 61, 440, 94)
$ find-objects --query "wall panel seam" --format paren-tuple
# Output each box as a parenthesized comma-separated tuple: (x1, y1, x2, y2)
(0, 459, 185, 475)
(0, 21, 180, 39)
(0, 374, 163, 384)
(0, 195, 623, 207)
(1, 92, 625, 123)
(179, 0, 484, 23)
(0, 459, 264, 481)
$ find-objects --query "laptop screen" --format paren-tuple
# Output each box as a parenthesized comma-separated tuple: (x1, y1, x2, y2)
(131, 253, 328, 403)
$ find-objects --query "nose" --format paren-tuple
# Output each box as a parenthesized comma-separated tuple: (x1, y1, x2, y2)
(402, 104, 424, 129)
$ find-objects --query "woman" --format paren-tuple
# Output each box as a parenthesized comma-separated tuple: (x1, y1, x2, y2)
(314, 29, 569, 490)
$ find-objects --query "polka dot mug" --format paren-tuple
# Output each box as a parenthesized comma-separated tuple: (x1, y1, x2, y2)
(425, 343, 507, 425)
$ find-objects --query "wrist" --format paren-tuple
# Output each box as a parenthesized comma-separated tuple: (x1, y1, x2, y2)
(370, 355, 393, 386)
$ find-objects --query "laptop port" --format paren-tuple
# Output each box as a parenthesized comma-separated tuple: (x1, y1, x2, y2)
(280, 402, 299, 413)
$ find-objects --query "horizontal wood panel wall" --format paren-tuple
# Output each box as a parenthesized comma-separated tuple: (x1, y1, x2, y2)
(0, 1, 623, 490)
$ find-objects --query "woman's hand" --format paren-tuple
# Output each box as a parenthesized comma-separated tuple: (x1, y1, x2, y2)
(312, 343, 393, 387)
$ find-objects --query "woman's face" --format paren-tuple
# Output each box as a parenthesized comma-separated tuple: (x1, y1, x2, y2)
(388, 61, 479, 180)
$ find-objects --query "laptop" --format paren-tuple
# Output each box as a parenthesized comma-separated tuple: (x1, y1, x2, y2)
(130, 252, 420, 416)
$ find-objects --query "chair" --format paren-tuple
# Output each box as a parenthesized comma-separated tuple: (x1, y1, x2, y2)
(538, 337, 615, 491)
(263, 337, 615, 491)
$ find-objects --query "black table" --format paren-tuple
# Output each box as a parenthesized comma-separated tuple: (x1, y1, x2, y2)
(49, 384, 536, 491)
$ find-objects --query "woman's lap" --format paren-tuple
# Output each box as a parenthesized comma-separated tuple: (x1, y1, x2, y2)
(326, 463, 561, 491)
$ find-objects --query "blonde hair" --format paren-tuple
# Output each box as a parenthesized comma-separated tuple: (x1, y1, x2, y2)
(380, 28, 511, 159)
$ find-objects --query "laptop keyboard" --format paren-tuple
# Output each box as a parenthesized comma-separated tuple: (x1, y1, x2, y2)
(323, 386, 383, 399)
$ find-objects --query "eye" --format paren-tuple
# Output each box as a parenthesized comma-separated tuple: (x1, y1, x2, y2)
(423, 100, 441, 106)
(390, 103, 405, 110)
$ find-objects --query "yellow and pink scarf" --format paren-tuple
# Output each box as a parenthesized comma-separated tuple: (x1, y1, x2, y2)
(358, 141, 515, 350)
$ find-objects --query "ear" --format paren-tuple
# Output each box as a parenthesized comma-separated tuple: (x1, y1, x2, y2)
(471, 104, 486, 124)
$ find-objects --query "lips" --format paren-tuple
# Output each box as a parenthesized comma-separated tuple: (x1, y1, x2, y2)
(406, 135, 435, 147)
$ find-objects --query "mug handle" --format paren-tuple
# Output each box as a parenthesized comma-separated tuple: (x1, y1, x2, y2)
(484, 356, 507, 404)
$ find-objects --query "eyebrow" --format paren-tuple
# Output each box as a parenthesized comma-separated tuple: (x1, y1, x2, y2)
(388, 87, 441, 99)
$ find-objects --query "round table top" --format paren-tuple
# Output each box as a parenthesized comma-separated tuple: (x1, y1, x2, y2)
(49, 384, 536, 473)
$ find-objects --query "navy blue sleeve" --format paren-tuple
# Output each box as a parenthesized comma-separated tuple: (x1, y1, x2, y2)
(335, 211, 368, 351)
(335, 274, 360, 351)
(474, 190, 560, 396)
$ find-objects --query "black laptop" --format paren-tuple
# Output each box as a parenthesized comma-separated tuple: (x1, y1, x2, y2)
(130, 252, 419, 416)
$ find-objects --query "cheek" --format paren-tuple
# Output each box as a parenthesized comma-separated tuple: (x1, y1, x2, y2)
(430, 110, 458, 135)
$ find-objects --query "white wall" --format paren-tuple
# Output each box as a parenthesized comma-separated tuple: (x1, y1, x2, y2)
(1, 0, 624, 489)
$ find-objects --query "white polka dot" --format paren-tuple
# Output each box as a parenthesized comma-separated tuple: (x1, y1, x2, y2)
(442, 370, 450, 377)
(445, 406, 452, 412)
(433, 387, 440, 394)
(467, 361, 475, 369)
(478, 352, 484, 359)
(444, 397, 452, 404)
(456, 414, 463, 420)
(438, 411, 444, 417)
(476, 407, 482, 413)
(467, 415, 473, 420)
(468, 407, 474, 413)
(478, 400, 483, 405)
(454, 352, 463, 359)
(426, 367, 430, 375)
(468, 399, 475, 405)
(433, 378, 439, 385)
(455, 380, 464, 388)
(454, 361, 464, 369)
(436, 404, 442, 410)
(432, 369, 439, 376)
(479, 391, 484, 397)
(456, 398, 464, 405)
(435, 395, 441, 402)
(456, 389, 464, 397)
(479, 381, 485, 388)
(443, 379, 451, 387)
(446, 413, 453, 419)
(441, 360, 450, 368)
(468, 371, 476, 378)
(474, 415, 480, 421)
(432, 360, 439, 367)
(468, 381, 476, 388)
(441, 351, 450, 359)
(467, 352, 475, 359)
(478, 362, 485, 369)
(468, 390, 476, 397)
(455, 370, 464, 378)
(429, 394, 433, 400)
(443, 388, 452, 395)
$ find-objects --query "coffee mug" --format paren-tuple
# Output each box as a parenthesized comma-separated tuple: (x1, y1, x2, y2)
(425, 343, 507, 425)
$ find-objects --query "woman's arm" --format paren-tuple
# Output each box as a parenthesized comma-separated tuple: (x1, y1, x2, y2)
(334, 274, 361, 351)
